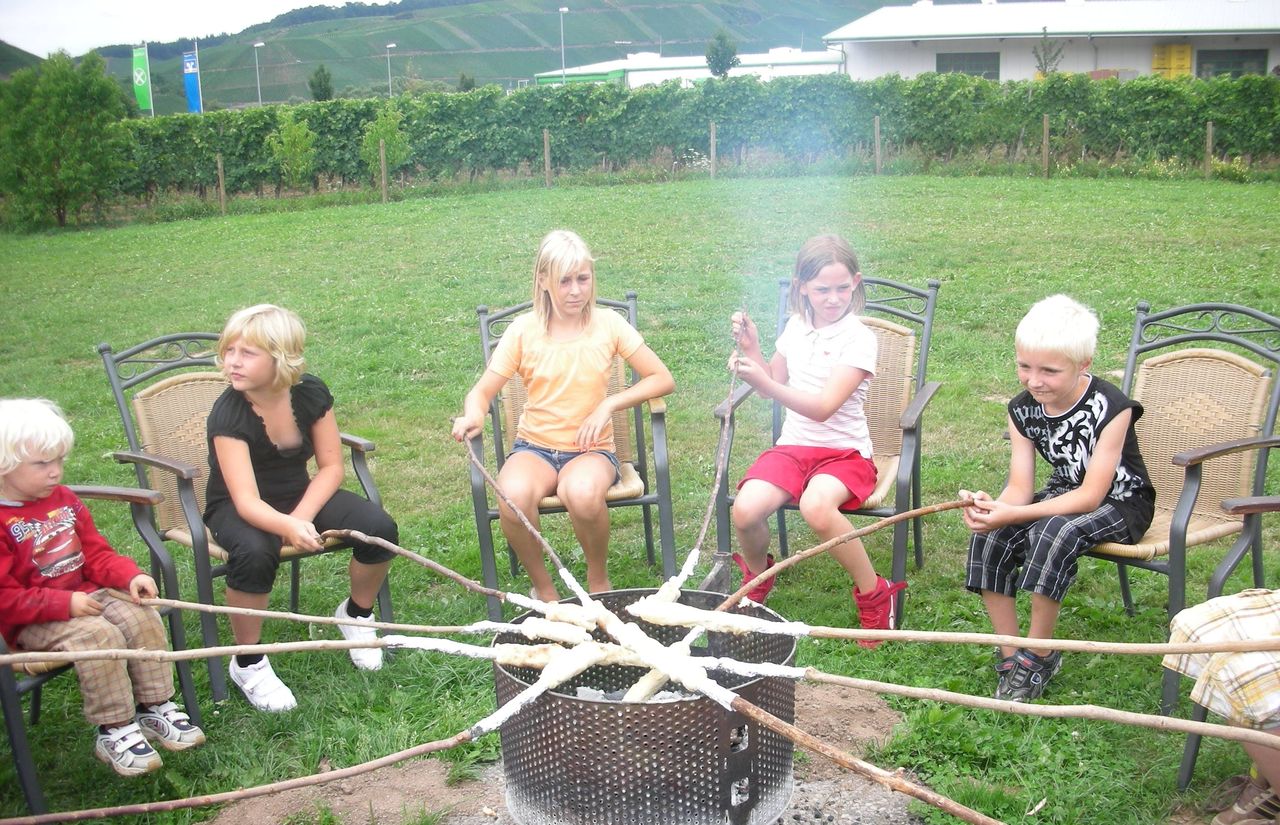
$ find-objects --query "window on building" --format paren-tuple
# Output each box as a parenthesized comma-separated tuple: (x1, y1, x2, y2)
(936, 52, 999, 80)
(1196, 49, 1268, 78)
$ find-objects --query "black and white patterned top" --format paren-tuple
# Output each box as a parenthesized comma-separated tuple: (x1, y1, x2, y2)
(1009, 376, 1155, 542)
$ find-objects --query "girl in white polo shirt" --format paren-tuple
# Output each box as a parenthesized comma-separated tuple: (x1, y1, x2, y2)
(728, 234, 904, 646)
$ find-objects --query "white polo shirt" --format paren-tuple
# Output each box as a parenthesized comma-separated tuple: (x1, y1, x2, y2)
(775, 312, 877, 455)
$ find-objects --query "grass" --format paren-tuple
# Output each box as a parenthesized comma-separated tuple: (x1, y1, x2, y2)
(0, 175, 1276, 823)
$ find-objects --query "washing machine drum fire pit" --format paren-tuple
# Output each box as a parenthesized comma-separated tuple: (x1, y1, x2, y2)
(492, 588, 796, 825)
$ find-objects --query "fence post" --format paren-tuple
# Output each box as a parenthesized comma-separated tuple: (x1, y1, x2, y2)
(709, 121, 717, 179)
(1042, 114, 1050, 178)
(215, 153, 226, 216)
(379, 139, 388, 204)
(544, 129, 552, 188)
(1204, 120, 1214, 180)
(873, 115, 882, 175)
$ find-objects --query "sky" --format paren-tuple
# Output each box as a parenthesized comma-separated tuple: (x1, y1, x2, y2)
(0, 0, 386, 57)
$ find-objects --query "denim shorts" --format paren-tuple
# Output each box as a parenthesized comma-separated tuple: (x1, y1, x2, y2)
(510, 439, 621, 485)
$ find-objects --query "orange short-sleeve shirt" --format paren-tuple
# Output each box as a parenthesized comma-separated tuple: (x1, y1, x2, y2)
(488, 309, 644, 452)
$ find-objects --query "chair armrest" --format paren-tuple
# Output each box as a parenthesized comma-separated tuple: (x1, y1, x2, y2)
(67, 485, 163, 507)
(340, 432, 376, 453)
(1173, 434, 1280, 467)
(647, 396, 667, 415)
(1221, 495, 1280, 516)
(112, 450, 201, 480)
(713, 383, 756, 420)
(899, 380, 941, 430)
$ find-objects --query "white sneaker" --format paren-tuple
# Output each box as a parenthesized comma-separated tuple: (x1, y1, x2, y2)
(229, 656, 298, 712)
(137, 700, 206, 751)
(94, 721, 163, 776)
(335, 598, 382, 671)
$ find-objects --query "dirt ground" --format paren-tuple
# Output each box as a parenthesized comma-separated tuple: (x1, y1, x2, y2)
(207, 680, 903, 825)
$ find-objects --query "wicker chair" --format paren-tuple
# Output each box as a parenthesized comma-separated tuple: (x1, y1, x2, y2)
(465, 293, 676, 620)
(1083, 302, 1279, 716)
(1, 486, 199, 814)
(703, 277, 941, 621)
(98, 334, 392, 703)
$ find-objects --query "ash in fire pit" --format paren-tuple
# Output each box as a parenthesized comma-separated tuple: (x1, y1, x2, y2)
(493, 588, 797, 825)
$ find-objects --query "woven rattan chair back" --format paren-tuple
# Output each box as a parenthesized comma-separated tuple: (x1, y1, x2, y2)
(862, 316, 914, 463)
(1133, 348, 1269, 529)
(131, 372, 227, 536)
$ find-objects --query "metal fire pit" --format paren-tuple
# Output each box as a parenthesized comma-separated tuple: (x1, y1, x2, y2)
(493, 588, 796, 825)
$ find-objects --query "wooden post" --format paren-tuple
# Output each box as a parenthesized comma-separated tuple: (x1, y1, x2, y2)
(873, 116, 882, 175)
(379, 139, 388, 204)
(215, 153, 226, 216)
(543, 129, 552, 188)
(709, 120, 717, 179)
(1204, 120, 1214, 180)
(1042, 114, 1050, 178)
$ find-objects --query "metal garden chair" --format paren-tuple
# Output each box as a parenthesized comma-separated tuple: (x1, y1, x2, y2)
(464, 292, 676, 620)
(98, 334, 393, 703)
(704, 277, 941, 620)
(1, 485, 199, 814)
(1082, 302, 1279, 716)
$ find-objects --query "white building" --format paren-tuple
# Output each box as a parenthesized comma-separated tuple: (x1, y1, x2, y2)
(534, 47, 843, 88)
(824, 0, 1280, 82)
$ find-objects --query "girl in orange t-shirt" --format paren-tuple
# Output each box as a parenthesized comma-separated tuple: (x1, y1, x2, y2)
(452, 230, 673, 600)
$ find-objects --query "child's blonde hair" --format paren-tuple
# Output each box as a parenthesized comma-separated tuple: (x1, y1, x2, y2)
(1015, 294, 1098, 366)
(216, 304, 307, 388)
(788, 234, 866, 322)
(532, 229, 596, 330)
(0, 398, 74, 475)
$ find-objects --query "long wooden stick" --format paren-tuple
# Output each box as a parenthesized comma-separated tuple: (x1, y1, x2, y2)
(731, 695, 1005, 825)
(806, 669, 1280, 751)
(0, 730, 474, 825)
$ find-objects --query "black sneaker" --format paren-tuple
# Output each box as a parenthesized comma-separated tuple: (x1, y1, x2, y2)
(994, 648, 1062, 702)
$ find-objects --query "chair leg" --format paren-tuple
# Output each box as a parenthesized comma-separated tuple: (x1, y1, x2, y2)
(477, 518, 504, 621)
(776, 510, 789, 559)
(28, 685, 41, 726)
(192, 560, 228, 704)
(376, 577, 394, 624)
(289, 559, 301, 613)
(1, 668, 45, 814)
(641, 502, 657, 568)
(1177, 703, 1210, 791)
(1116, 563, 1135, 616)
(165, 609, 202, 728)
(1161, 666, 1181, 717)
(912, 462, 925, 569)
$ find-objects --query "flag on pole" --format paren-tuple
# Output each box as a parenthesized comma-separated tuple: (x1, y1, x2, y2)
(132, 45, 153, 113)
(183, 47, 203, 114)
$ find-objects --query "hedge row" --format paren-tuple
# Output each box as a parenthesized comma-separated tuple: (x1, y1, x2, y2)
(123, 72, 1280, 195)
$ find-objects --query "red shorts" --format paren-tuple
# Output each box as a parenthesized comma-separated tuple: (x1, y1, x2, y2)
(739, 445, 877, 512)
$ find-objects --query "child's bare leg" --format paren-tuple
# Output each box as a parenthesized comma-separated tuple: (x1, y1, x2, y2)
(1243, 730, 1280, 789)
(348, 558, 392, 610)
(225, 588, 269, 644)
(732, 479, 791, 573)
(1026, 592, 1062, 658)
(799, 474, 877, 593)
(496, 452, 560, 600)
(558, 453, 617, 593)
(981, 590, 1021, 658)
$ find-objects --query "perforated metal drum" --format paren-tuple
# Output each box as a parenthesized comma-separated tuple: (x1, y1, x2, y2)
(493, 588, 796, 825)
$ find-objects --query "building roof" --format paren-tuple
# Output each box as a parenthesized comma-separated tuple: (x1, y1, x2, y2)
(535, 47, 842, 80)
(824, 0, 1280, 43)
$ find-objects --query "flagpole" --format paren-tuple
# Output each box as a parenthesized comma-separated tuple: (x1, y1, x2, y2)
(194, 39, 204, 114)
(143, 42, 154, 117)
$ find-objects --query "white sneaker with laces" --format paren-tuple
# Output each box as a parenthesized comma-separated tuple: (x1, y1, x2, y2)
(229, 655, 298, 712)
(335, 598, 382, 671)
(137, 700, 206, 751)
(94, 721, 163, 776)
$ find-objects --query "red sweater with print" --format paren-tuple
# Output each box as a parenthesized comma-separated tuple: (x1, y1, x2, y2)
(0, 486, 142, 646)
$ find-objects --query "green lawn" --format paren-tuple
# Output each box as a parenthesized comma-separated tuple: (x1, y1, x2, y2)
(0, 175, 1276, 823)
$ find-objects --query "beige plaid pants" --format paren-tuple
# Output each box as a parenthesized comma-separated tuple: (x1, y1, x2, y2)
(16, 589, 174, 726)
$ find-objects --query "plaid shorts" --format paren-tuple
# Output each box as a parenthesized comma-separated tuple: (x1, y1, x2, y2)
(1164, 589, 1280, 729)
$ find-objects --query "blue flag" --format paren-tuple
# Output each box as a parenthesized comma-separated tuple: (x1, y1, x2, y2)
(183, 50, 203, 113)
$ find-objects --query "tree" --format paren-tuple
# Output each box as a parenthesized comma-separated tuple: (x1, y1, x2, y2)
(266, 111, 318, 191)
(458, 72, 476, 92)
(705, 30, 741, 79)
(308, 64, 334, 101)
(1033, 27, 1065, 76)
(359, 105, 411, 183)
(0, 51, 130, 228)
